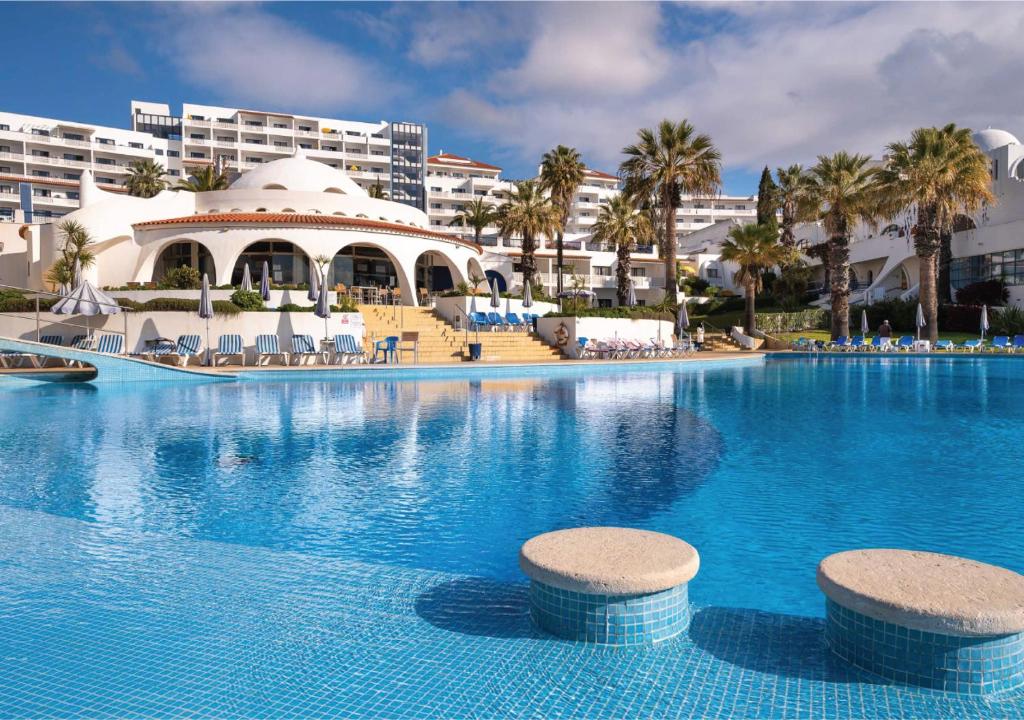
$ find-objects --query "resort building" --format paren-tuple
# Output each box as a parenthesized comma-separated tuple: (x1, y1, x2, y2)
(792, 128, 1024, 308)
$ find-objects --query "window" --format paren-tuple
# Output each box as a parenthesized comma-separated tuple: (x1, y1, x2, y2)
(63, 173, 79, 180)
(64, 133, 84, 141)
(0, 124, 9, 131)
(715, 204, 726, 210)
(32, 129, 51, 137)
(274, 142, 288, 148)
(129, 142, 143, 149)
(694, 202, 706, 209)
(706, 268, 720, 278)
(273, 123, 288, 129)
(168, 150, 180, 158)
(430, 203, 442, 209)
(299, 143, 312, 149)
(594, 266, 612, 276)
(168, 169, 180, 177)
(63, 154, 83, 162)
(298, 125, 312, 132)
(67, 191, 79, 200)
(31, 150, 50, 157)
(32, 170, 50, 177)
(245, 120, 263, 127)
(735, 204, 746, 210)
(693, 218, 707, 224)
(189, 152, 205, 158)
(598, 299, 613, 308)
(155, 149, 164, 156)
(631, 267, 646, 277)
(345, 131, 361, 137)
(96, 137, 114, 145)
(216, 136, 232, 142)
(190, 133, 205, 139)
(97, 177, 115, 184)
(33, 189, 51, 197)
(430, 186, 442, 192)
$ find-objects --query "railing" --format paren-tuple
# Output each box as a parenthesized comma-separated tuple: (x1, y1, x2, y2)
(0, 282, 130, 352)
(451, 304, 479, 348)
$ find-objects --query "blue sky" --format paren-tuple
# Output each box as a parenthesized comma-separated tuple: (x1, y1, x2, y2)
(5, 2, 1022, 195)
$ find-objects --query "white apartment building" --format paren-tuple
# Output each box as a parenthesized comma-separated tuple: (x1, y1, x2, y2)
(426, 152, 504, 243)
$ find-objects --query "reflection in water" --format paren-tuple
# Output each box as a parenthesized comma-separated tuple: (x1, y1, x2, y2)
(0, 371, 723, 580)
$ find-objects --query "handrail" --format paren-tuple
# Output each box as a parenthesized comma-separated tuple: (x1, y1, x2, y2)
(0, 282, 131, 348)
(452, 304, 480, 346)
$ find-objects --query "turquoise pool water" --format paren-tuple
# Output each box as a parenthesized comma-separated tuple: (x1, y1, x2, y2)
(1, 356, 1022, 717)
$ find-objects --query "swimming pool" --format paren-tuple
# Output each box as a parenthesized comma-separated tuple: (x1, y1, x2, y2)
(1, 356, 1022, 717)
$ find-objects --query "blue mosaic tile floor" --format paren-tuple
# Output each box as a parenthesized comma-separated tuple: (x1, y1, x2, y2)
(1, 506, 1022, 719)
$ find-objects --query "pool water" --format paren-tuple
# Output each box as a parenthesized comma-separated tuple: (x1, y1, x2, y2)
(1, 356, 1023, 718)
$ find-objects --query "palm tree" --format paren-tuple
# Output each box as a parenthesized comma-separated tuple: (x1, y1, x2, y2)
(175, 164, 230, 192)
(719, 223, 790, 334)
(46, 220, 96, 292)
(496, 180, 560, 290)
(368, 181, 390, 200)
(804, 152, 879, 339)
(591, 194, 652, 306)
(775, 164, 813, 251)
(620, 120, 721, 297)
(125, 159, 168, 198)
(539, 145, 586, 295)
(874, 124, 995, 342)
(449, 197, 499, 244)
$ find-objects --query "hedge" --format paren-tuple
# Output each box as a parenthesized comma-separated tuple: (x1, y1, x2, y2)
(754, 309, 828, 334)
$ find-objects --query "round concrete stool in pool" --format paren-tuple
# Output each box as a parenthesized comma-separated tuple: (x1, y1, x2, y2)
(519, 527, 699, 646)
(817, 549, 1024, 695)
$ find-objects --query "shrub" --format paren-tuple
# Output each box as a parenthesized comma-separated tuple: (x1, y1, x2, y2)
(755, 309, 828, 334)
(990, 305, 1024, 336)
(278, 303, 314, 312)
(956, 280, 1008, 307)
(683, 277, 710, 295)
(545, 306, 673, 321)
(158, 265, 201, 290)
(850, 298, 918, 332)
(937, 304, 981, 333)
(335, 295, 359, 313)
(116, 297, 242, 315)
(230, 289, 265, 311)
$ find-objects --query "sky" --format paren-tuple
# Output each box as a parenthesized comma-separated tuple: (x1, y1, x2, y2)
(4, 1, 1024, 195)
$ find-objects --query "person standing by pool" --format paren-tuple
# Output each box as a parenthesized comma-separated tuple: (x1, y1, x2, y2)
(695, 323, 705, 350)
(878, 320, 892, 338)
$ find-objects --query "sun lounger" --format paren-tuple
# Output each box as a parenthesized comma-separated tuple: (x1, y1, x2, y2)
(826, 335, 848, 351)
(96, 334, 123, 355)
(849, 335, 865, 351)
(150, 334, 198, 366)
(894, 336, 914, 351)
(1013, 335, 1024, 353)
(213, 334, 245, 366)
(332, 334, 366, 364)
(958, 339, 983, 352)
(505, 313, 527, 331)
(988, 335, 1010, 353)
(868, 336, 891, 351)
(487, 312, 510, 331)
(577, 337, 597, 359)
(934, 339, 954, 351)
(290, 334, 322, 365)
(469, 311, 491, 331)
(255, 335, 289, 366)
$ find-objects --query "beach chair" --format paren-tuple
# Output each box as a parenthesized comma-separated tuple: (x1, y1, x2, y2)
(290, 334, 322, 365)
(255, 335, 289, 366)
(332, 334, 366, 364)
(150, 334, 198, 366)
(398, 331, 419, 364)
(213, 334, 245, 366)
(894, 336, 914, 351)
(96, 334, 123, 355)
(867, 336, 890, 351)
(826, 335, 848, 351)
(1013, 335, 1024, 353)
(934, 339, 954, 351)
(958, 339, 983, 352)
(988, 336, 1010, 353)
(487, 312, 510, 331)
(849, 335, 865, 351)
(373, 335, 399, 363)
(505, 312, 527, 331)
(469, 311, 491, 331)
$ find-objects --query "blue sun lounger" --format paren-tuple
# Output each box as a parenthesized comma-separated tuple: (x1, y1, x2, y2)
(988, 335, 1010, 352)
(150, 334, 199, 366)
(894, 336, 914, 351)
(214, 334, 245, 366)
(291, 334, 322, 365)
(958, 339, 983, 352)
(333, 334, 366, 364)
(934, 339, 954, 351)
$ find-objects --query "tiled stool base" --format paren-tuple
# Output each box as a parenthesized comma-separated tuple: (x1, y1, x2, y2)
(825, 599, 1024, 695)
(528, 580, 689, 646)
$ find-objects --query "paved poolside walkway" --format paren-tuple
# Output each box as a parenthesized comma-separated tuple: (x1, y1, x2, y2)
(1, 504, 1020, 719)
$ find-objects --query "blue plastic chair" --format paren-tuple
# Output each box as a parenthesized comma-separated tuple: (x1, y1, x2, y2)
(849, 335, 865, 350)
(505, 312, 526, 331)
(374, 335, 399, 363)
(895, 336, 914, 351)
(934, 339, 954, 351)
(958, 339, 983, 352)
(469, 312, 491, 331)
(989, 335, 1010, 352)
(487, 312, 510, 331)
(826, 335, 848, 351)
(1013, 335, 1024, 353)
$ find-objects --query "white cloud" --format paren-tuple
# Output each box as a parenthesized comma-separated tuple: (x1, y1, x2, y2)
(159, 4, 399, 112)
(434, 2, 1024, 181)
(405, 4, 527, 66)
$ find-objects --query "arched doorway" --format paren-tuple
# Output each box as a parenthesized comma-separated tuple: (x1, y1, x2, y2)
(152, 241, 216, 283)
(414, 251, 458, 296)
(231, 240, 310, 286)
(330, 245, 400, 290)
(485, 270, 507, 293)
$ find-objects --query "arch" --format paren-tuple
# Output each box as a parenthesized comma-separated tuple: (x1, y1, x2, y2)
(256, 207, 267, 213)
(414, 250, 465, 297)
(208, 209, 219, 214)
(333, 211, 347, 216)
(324, 187, 344, 194)
(282, 208, 297, 213)
(356, 213, 368, 219)
(229, 239, 311, 286)
(467, 257, 486, 284)
(485, 270, 507, 293)
(262, 183, 287, 190)
(230, 208, 242, 212)
(151, 240, 217, 283)
(329, 241, 415, 305)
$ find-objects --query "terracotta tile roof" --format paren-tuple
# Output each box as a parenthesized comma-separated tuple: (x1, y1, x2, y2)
(132, 213, 483, 253)
(0, 173, 126, 193)
(427, 152, 502, 172)
(584, 167, 619, 181)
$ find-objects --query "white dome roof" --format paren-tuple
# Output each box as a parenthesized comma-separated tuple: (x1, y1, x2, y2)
(972, 128, 1020, 153)
(229, 148, 367, 196)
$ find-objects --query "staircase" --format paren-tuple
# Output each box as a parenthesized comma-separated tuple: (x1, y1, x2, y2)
(701, 330, 745, 352)
(358, 305, 565, 363)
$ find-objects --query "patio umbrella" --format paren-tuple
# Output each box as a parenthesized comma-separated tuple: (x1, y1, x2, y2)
(522, 279, 534, 308)
(315, 270, 331, 340)
(490, 278, 501, 308)
(861, 309, 869, 336)
(199, 273, 214, 366)
(308, 264, 320, 302)
(626, 280, 637, 308)
(51, 262, 121, 341)
(240, 264, 252, 292)
(980, 304, 989, 340)
(260, 261, 271, 302)
(915, 302, 926, 341)
(676, 301, 690, 337)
